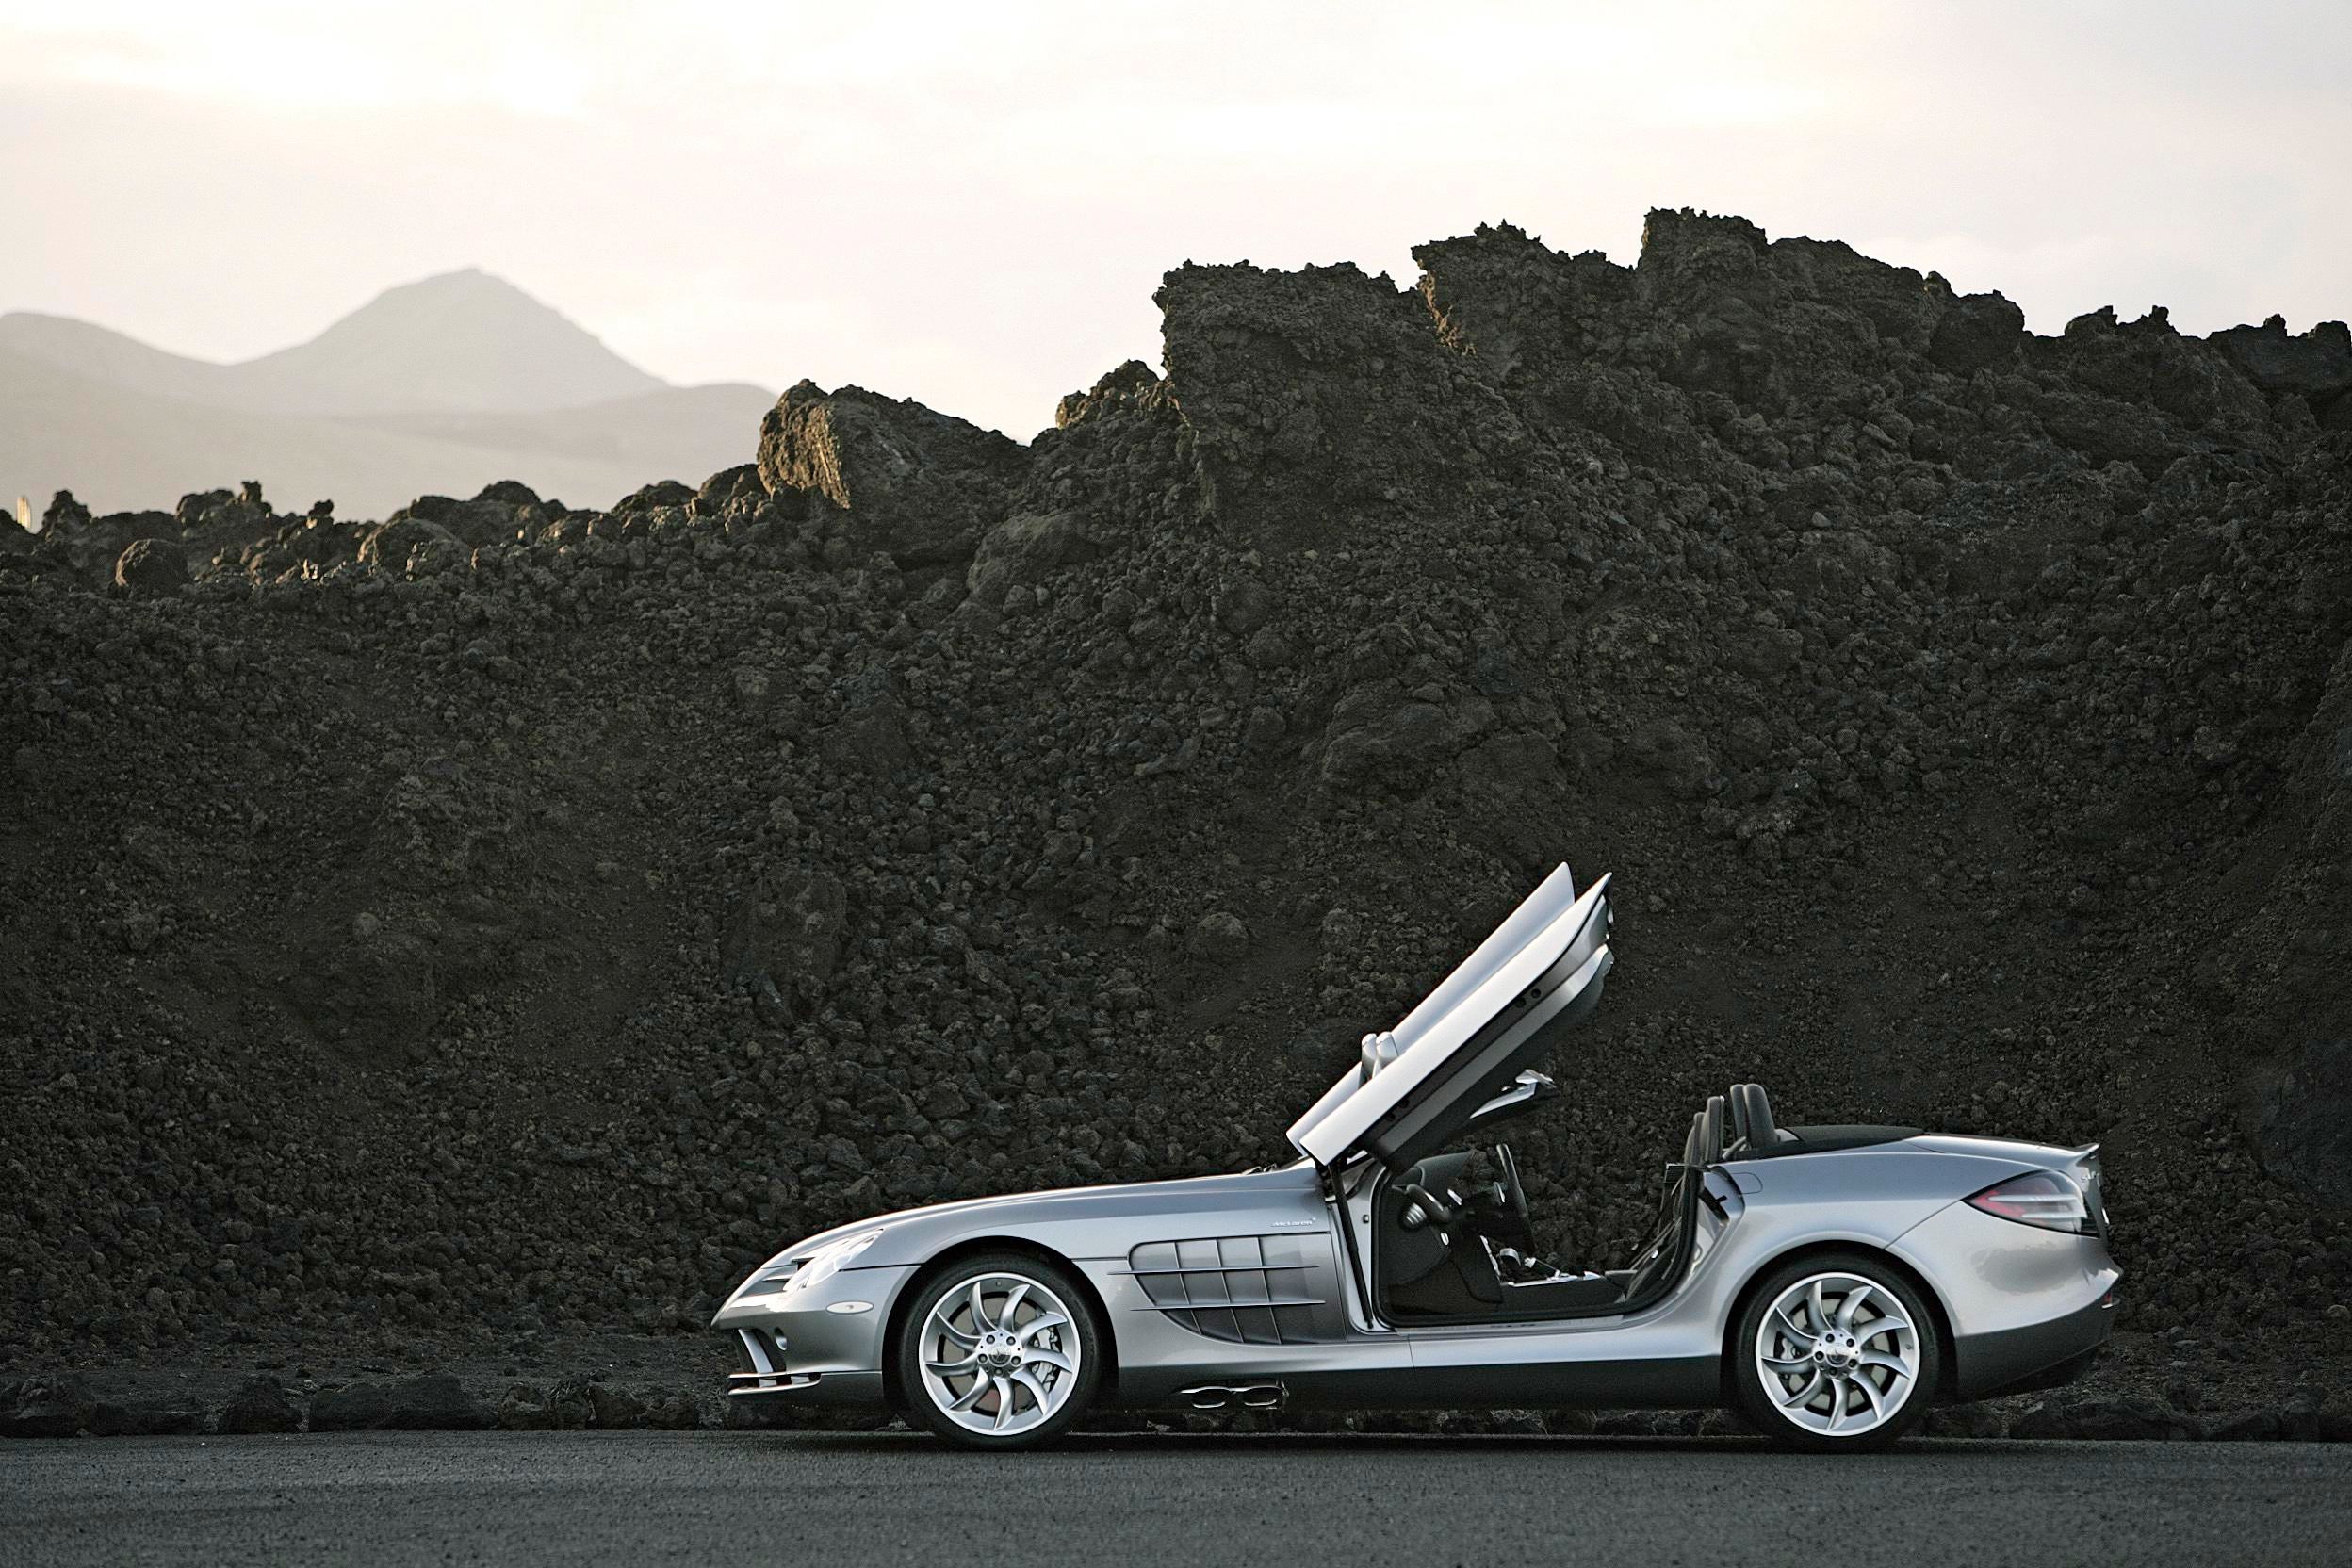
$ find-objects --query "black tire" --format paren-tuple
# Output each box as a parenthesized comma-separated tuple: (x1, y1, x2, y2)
(1729, 1250, 1941, 1452)
(893, 1250, 1104, 1449)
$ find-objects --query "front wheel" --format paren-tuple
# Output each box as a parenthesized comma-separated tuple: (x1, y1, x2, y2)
(894, 1251, 1103, 1449)
(1730, 1251, 1941, 1451)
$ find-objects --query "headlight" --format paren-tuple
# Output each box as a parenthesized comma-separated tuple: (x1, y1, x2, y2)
(788, 1229, 884, 1292)
(1966, 1171, 2093, 1234)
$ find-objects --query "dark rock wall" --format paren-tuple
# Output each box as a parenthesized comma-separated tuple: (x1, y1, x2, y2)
(3, 210, 2349, 1363)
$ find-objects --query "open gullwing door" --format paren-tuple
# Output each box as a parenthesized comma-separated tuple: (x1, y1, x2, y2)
(1286, 864, 1612, 1171)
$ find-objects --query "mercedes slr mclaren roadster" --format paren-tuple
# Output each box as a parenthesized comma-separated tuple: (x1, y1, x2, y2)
(717, 865, 2119, 1450)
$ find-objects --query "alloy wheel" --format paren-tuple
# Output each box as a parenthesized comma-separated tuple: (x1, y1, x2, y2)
(1752, 1270, 1921, 1437)
(914, 1271, 1083, 1437)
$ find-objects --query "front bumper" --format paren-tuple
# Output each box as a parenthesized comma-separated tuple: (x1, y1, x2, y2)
(727, 1325, 889, 1406)
(711, 1262, 913, 1409)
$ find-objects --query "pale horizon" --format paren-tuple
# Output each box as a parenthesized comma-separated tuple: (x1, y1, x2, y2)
(4, 0, 2348, 438)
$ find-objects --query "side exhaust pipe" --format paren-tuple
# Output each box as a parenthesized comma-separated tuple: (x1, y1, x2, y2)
(1176, 1382, 1286, 1412)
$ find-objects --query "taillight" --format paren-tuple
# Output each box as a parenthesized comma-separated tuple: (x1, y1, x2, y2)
(1966, 1170, 2093, 1234)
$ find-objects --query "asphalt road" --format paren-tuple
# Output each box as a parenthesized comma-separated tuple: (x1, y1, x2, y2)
(6, 1431, 2348, 1567)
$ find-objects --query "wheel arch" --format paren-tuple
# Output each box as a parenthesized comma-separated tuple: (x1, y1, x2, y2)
(879, 1235, 1119, 1414)
(1717, 1239, 1960, 1403)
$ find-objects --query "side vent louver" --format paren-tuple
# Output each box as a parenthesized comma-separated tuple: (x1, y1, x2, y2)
(1124, 1233, 1328, 1346)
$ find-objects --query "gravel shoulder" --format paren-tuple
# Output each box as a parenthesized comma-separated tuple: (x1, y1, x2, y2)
(8, 1328, 2352, 1441)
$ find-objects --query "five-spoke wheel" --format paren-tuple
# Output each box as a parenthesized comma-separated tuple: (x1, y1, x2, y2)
(895, 1252, 1102, 1447)
(1731, 1252, 1941, 1450)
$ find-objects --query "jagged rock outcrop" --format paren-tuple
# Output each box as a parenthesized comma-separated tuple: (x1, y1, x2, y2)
(756, 379, 1025, 564)
(1155, 257, 1530, 552)
(2208, 316, 2352, 421)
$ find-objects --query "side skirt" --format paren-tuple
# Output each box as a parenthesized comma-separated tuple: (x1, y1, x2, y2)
(1379, 1353, 1723, 1412)
(1128, 1354, 1724, 1413)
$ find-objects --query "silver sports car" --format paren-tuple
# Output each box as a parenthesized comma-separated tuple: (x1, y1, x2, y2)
(716, 866, 2120, 1450)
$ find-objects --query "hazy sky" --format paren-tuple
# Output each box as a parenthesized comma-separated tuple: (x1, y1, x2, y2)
(4, 0, 2346, 436)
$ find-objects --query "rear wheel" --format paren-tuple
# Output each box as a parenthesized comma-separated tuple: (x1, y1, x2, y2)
(894, 1251, 1102, 1449)
(1731, 1251, 1940, 1451)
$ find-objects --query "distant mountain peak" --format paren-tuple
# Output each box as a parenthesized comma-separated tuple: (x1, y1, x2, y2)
(365, 266, 529, 302)
(246, 268, 666, 414)
(1, 269, 775, 518)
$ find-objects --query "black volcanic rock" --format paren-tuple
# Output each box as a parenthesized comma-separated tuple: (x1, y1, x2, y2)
(217, 1377, 302, 1435)
(615, 479, 695, 514)
(43, 489, 92, 533)
(0, 1377, 90, 1438)
(1928, 286, 2027, 373)
(2208, 315, 2352, 407)
(757, 379, 1025, 564)
(310, 1374, 492, 1431)
(113, 537, 187, 596)
(1, 210, 2349, 1399)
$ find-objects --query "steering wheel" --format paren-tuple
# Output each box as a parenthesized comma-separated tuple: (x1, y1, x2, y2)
(1396, 1181, 1458, 1231)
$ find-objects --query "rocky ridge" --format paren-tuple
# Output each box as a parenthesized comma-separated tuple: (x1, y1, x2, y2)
(3, 212, 2349, 1417)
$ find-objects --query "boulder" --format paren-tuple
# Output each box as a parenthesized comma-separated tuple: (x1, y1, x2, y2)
(0, 1376, 90, 1438)
(1187, 910, 1250, 963)
(691, 465, 763, 518)
(174, 488, 233, 526)
(493, 1380, 592, 1430)
(357, 514, 464, 573)
(757, 380, 1024, 564)
(309, 1373, 492, 1432)
(613, 480, 696, 514)
(587, 1383, 647, 1429)
(216, 1376, 302, 1435)
(965, 511, 1103, 611)
(1317, 685, 1496, 791)
(1929, 289, 2028, 373)
(113, 538, 188, 596)
(472, 480, 543, 508)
